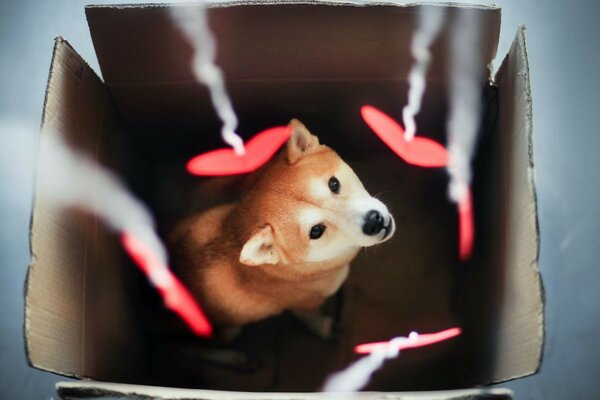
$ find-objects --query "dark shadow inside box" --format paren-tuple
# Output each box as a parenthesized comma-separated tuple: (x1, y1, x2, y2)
(123, 81, 498, 391)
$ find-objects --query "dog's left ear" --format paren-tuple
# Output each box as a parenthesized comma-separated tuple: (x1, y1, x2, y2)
(240, 224, 283, 266)
(286, 119, 320, 165)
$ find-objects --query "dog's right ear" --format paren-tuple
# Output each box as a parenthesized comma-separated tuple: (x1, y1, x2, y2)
(286, 119, 320, 165)
(240, 224, 282, 266)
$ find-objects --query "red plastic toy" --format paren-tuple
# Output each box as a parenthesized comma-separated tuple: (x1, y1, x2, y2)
(121, 231, 213, 337)
(355, 327, 462, 354)
(361, 105, 474, 261)
(187, 126, 291, 176)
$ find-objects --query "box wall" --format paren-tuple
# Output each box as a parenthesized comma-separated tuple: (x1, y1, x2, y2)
(85, 3, 500, 163)
(487, 26, 543, 382)
(27, 38, 149, 382)
(56, 381, 514, 400)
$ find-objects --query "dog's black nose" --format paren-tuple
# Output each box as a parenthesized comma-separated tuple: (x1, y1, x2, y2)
(363, 210, 385, 236)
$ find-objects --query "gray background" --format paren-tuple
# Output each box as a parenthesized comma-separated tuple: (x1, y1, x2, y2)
(1, 0, 598, 399)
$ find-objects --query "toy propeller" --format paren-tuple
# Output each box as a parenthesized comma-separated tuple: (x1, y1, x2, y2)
(121, 232, 213, 337)
(361, 105, 474, 261)
(355, 327, 462, 354)
(187, 126, 291, 176)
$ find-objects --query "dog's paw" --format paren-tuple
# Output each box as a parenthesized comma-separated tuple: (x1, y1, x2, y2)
(292, 310, 337, 340)
(216, 326, 243, 343)
(198, 347, 261, 373)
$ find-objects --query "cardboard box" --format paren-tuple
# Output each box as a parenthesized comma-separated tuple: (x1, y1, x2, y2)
(25, 2, 543, 399)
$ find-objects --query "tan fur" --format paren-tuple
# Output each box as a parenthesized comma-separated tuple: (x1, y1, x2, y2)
(169, 120, 393, 328)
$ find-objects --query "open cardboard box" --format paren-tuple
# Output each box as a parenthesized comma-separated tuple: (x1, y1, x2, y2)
(25, 2, 543, 399)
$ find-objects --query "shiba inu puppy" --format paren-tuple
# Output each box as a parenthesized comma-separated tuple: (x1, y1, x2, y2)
(169, 120, 395, 333)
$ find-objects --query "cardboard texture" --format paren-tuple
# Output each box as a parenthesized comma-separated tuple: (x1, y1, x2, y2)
(24, 2, 542, 399)
(26, 38, 147, 382)
(489, 26, 543, 381)
(56, 381, 513, 400)
(85, 2, 500, 162)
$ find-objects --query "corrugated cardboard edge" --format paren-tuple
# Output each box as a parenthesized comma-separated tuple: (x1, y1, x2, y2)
(23, 35, 61, 373)
(490, 25, 544, 383)
(56, 381, 513, 400)
(516, 24, 544, 376)
(24, 36, 114, 379)
(85, 1, 499, 10)
(24, 36, 82, 379)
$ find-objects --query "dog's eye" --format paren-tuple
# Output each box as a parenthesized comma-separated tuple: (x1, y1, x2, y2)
(309, 224, 326, 240)
(328, 176, 340, 194)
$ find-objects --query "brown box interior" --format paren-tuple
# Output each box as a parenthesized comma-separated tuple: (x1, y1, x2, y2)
(26, 2, 543, 398)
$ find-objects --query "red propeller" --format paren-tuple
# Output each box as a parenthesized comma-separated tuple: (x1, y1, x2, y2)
(361, 105, 474, 261)
(355, 327, 462, 354)
(187, 126, 291, 176)
(361, 105, 449, 168)
(121, 232, 213, 337)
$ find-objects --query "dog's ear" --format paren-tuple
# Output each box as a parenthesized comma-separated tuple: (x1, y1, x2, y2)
(240, 224, 282, 266)
(286, 119, 320, 165)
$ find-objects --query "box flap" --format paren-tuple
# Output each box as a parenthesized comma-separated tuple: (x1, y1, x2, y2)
(486, 26, 543, 381)
(26, 37, 147, 381)
(56, 381, 513, 400)
(86, 2, 500, 83)
(85, 2, 500, 161)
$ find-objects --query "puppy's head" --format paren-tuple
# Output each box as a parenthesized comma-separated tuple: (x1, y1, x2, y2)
(239, 120, 395, 268)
